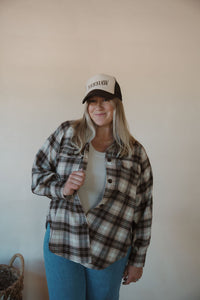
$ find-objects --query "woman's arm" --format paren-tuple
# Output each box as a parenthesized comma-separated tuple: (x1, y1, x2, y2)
(31, 124, 67, 200)
(127, 146, 153, 276)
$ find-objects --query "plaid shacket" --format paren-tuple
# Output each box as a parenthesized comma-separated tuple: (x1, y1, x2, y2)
(32, 120, 153, 270)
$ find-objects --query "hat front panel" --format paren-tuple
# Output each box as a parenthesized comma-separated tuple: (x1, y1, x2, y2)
(82, 73, 122, 104)
(86, 74, 116, 95)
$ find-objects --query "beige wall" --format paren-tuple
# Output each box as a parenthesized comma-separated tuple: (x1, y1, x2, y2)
(0, 0, 200, 299)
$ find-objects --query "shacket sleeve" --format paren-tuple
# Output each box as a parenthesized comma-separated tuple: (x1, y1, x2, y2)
(128, 146, 153, 267)
(31, 123, 69, 200)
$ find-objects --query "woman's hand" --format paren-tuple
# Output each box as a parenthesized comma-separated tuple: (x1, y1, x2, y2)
(63, 170, 85, 196)
(122, 265, 143, 285)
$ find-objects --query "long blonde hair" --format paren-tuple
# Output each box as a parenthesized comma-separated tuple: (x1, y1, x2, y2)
(71, 98, 135, 157)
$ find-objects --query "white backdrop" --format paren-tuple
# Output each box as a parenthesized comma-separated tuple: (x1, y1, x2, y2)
(0, 0, 200, 299)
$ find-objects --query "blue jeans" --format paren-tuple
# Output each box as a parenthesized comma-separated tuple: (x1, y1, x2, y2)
(44, 224, 130, 300)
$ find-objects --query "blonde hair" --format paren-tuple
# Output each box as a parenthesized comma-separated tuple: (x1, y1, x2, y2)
(71, 98, 135, 157)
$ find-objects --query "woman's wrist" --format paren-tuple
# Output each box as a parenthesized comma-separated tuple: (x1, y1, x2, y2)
(63, 187, 74, 197)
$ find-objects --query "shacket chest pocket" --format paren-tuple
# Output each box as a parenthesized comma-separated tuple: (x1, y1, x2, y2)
(108, 157, 140, 198)
(56, 147, 83, 179)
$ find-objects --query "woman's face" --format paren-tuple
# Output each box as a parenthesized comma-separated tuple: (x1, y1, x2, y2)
(87, 96, 114, 128)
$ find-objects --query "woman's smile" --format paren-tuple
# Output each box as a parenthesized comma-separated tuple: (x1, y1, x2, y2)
(94, 112, 106, 116)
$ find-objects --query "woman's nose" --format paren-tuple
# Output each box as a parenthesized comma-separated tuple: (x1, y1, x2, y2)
(96, 100, 103, 107)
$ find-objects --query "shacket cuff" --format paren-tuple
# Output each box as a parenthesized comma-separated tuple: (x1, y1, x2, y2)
(128, 259, 145, 268)
(49, 181, 72, 200)
(62, 188, 74, 201)
(128, 250, 146, 268)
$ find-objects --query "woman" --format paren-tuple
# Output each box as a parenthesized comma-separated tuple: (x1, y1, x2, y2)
(32, 74, 153, 300)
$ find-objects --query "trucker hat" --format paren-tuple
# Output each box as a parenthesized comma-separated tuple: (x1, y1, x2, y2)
(82, 74, 122, 103)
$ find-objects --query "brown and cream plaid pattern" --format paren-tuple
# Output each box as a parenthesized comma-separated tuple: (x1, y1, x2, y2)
(32, 121, 153, 269)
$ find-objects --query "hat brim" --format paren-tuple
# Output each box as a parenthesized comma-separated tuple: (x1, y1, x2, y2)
(82, 90, 116, 104)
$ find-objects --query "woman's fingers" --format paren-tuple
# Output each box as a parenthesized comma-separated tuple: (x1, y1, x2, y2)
(69, 171, 85, 186)
(63, 170, 85, 196)
(123, 266, 128, 279)
(122, 265, 143, 285)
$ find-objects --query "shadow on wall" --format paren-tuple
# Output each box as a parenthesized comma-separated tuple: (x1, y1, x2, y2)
(23, 269, 49, 300)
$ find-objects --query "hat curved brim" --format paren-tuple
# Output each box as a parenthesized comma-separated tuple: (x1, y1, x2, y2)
(82, 90, 116, 104)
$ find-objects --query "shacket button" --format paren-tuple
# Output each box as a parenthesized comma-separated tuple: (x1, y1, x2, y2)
(108, 178, 112, 183)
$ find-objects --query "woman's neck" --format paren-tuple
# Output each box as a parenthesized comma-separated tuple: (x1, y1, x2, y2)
(91, 126, 114, 152)
(96, 126, 113, 139)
